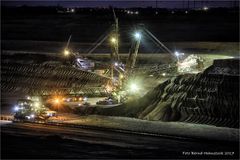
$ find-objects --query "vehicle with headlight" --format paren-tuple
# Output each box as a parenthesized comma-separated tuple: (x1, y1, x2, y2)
(13, 98, 56, 121)
(96, 97, 121, 107)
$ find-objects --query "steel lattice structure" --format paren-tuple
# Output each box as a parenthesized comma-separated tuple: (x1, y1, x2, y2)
(1, 62, 110, 96)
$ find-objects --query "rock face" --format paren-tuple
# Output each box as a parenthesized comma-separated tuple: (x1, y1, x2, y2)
(204, 58, 239, 76)
(124, 59, 239, 128)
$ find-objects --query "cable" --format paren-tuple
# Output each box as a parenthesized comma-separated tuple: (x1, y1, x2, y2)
(143, 28, 175, 56)
(86, 26, 112, 54)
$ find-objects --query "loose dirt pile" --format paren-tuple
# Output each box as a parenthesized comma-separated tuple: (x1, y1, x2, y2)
(95, 59, 239, 128)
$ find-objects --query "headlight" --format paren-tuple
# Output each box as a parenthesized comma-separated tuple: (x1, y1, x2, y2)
(14, 106, 19, 111)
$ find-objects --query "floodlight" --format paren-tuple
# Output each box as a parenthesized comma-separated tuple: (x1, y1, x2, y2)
(134, 32, 141, 40)
(129, 83, 139, 93)
(114, 62, 118, 66)
(64, 49, 70, 56)
(175, 51, 179, 57)
(54, 98, 60, 104)
(119, 74, 124, 79)
(14, 106, 19, 111)
(34, 102, 40, 107)
(111, 37, 117, 44)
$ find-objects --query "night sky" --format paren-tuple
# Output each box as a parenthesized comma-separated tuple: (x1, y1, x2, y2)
(2, 1, 238, 8)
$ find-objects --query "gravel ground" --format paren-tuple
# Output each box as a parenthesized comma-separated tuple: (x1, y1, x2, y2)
(49, 114, 239, 142)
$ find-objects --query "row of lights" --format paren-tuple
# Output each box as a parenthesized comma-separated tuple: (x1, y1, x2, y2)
(53, 96, 88, 104)
(64, 32, 141, 57)
(122, 8, 209, 15)
(177, 7, 209, 15)
(66, 8, 75, 13)
(124, 7, 208, 16)
(168, 7, 210, 15)
(125, 10, 139, 15)
(62, 7, 209, 16)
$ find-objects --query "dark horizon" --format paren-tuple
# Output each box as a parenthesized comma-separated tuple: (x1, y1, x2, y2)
(2, 1, 239, 9)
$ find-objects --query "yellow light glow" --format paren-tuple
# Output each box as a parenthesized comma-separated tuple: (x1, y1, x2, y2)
(106, 85, 113, 92)
(54, 98, 60, 104)
(34, 102, 40, 107)
(64, 49, 70, 56)
(110, 37, 117, 44)
(119, 74, 124, 79)
(129, 83, 139, 93)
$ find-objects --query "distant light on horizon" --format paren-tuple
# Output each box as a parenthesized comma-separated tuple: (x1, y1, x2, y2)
(203, 6, 209, 11)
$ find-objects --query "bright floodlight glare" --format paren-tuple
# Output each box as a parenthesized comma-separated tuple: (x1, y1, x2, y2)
(134, 32, 141, 40)
(54, 98, 60, 104)
(175, 51, 179, 57)
(14, 106, 19, 111)
(119, 74, 124, 79)
(203, 6, 209, 11)
(130, 83, 139, 93)
(34, 102, 40, 107)
(111, 37, 117, 44)
(64, 49, 70, 56)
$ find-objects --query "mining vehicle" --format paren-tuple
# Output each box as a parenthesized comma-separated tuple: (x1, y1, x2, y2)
(13, 98, 56, 121)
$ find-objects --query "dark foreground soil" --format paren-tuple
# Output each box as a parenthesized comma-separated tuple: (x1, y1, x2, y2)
(2, 132, 239, 159)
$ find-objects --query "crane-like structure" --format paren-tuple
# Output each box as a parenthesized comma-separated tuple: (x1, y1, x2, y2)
(110, 8, 119, 62)
(125, 31, 142, 75)
(109, 8, 120, 81)
(64, 35, 72, 56)
(62, 8, 177, 93)
(109, 9, 142, 90)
